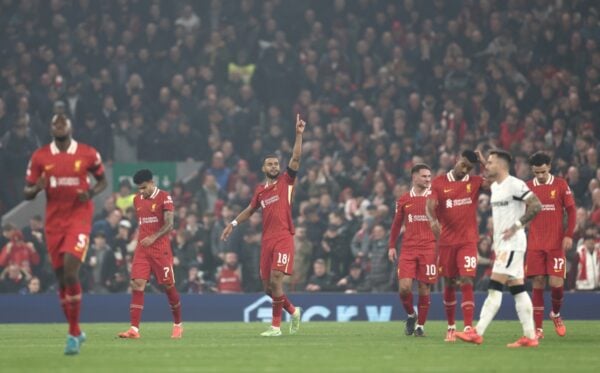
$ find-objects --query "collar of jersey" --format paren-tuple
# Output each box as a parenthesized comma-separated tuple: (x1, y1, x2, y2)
(533, 174, 554, 186)
(446, 171, 469, 182)
(410, 187, 431, 197)
(144, 187, 160, 200)
(50, 140, 78, 155)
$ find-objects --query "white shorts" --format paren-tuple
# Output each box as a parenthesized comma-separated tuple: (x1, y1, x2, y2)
(492, 250, 525, 279)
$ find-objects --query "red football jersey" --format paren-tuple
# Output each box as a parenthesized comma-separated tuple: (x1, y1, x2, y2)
(429, 172, 484, 246)
(26, 140, 104, 232)
(527, 175, 575, 251)
(251, 170, 296, 238)
(134, 187, 174, 252)
(389, 188, 435, 250)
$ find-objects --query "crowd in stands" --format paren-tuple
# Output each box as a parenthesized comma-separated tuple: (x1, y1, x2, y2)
(1, 0, 600, 294)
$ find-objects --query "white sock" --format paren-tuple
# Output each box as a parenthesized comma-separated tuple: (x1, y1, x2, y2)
(475, 289, 502, 336)
(514, 292, 536, 339)
(131, 326, 139, 333)
(174, 323, 182, 327)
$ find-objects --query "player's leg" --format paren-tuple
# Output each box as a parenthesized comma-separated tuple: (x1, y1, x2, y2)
(261, 269, 286, 336)
(62, 253, 85, 355)
(399, 277, 416, 335)
(48, 234, 69, 319)
(154, 259, 183, 339)
(415, 282, 431, 337)
(526, 250, 547, 338)
(548, 250, 567, 336)
(54, 266, 69, 320)
(415, 250, 436, 336)
(507, 278, 537, 347)
(118, 278, 146, 338)
(457, 244, 477, 331)
(439, 246, 458, 340)
(119, 252, 150, 338)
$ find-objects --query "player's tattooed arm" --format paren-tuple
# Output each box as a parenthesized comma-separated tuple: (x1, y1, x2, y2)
(221, 203, 258, 241)
(288, 114, 306, 171)
(140, 210, 173, 247)
(519, 193, 542, 226)
(502, 193, 542, 240)
(425, 198, 441, 240)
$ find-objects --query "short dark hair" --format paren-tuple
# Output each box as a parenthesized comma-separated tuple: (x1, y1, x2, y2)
(262, 154, 279, 164)
(490, 149, 512, 165)
(461, 150, 479, 164)
(133, 169, 153, 185)
(411, 163, 431, 174)
(529, 151, 551, 167)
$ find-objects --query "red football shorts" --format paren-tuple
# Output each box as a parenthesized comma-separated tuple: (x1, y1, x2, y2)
(437, 243, 478, 278)
(131, 247, 175, 285)
(260, 234, 294, 280)
(46, 230, 90, 270)
(526, 249, 566, 278)
(397, 247, 437, 284)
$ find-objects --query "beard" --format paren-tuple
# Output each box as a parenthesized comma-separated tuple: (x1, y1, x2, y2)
(267, 171, 280, 180)
(54, 135, 68, 142)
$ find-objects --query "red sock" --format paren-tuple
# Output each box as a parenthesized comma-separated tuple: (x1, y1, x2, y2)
(461, 283, 474, 328)
(399, 292, 414, 316)
(551, 286, 563, 315)
(417, 294, 430, 325)
(532, 288, 544, 329)
(282, 294, 296, 315)
(65, 283, 82, 336)
(166, 286, 182, 324)
(272, 295, 284, 328)
(443, 286, 456, 326)
(130, 290, 145, 328)
(58, 287, 68, 319)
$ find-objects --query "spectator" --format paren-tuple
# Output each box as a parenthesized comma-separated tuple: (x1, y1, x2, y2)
(215, 252, 243, 293)
(287, 225, 313, 291)
(91, 209, 122, 246)
(305, 259, 335, 292)
(0, 264, 31, 293)
(336, 263, 367, 293)
(576, 231, 600, 290)
(179, 265, 207, 294)
(19, 276, 42, 295)
(0, 230, 40, 275)
(114, 180, 135, 212)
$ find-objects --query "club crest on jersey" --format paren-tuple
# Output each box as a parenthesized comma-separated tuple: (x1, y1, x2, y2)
(466, 183, 471, 193)
(550, 190, 556, 199)
(151, 203, 157, 212)
(74, 159, 82, 172)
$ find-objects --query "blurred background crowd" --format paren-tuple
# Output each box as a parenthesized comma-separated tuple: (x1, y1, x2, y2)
(1, 0, 599, 294)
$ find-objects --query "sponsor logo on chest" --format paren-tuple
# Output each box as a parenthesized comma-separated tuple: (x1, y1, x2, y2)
(445, 197, 473, 209)
(408, 214, 428, 223)
(260, 195, 280, 208)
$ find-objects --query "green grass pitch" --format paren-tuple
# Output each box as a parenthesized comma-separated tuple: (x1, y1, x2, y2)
(2, 321, 599, 372)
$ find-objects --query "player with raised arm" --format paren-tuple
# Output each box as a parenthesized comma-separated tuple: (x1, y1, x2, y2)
(456, 150, 542, 348)
(425, 150, 486, 342)
(221, 114, 305, 337)
(388, 164, 436, 337)
(118, 169, 183, 339)
(24, 114, 107, 355)
(526, 152, 576, 339)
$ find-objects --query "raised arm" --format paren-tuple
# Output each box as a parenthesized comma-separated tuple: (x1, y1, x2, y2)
(288, 114, 306, 172)
(221, 203, 258, 241)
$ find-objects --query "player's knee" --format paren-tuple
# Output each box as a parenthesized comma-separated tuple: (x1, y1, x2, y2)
(548, 276, 563, 288)
(444, 277, 457, 287)
(509, 284, 526, 296)
(488, 279, 504, 292)
(459, 276, 473, 285)
(399, 285, 411, 295)
(532, 276, 546, 288)
(131, 279, 145, 290)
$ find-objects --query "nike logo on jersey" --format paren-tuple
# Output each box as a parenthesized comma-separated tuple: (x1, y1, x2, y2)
(44, 164, 55, 171)
(405, 204, 412, 209)
(444, 188, 453, 193)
